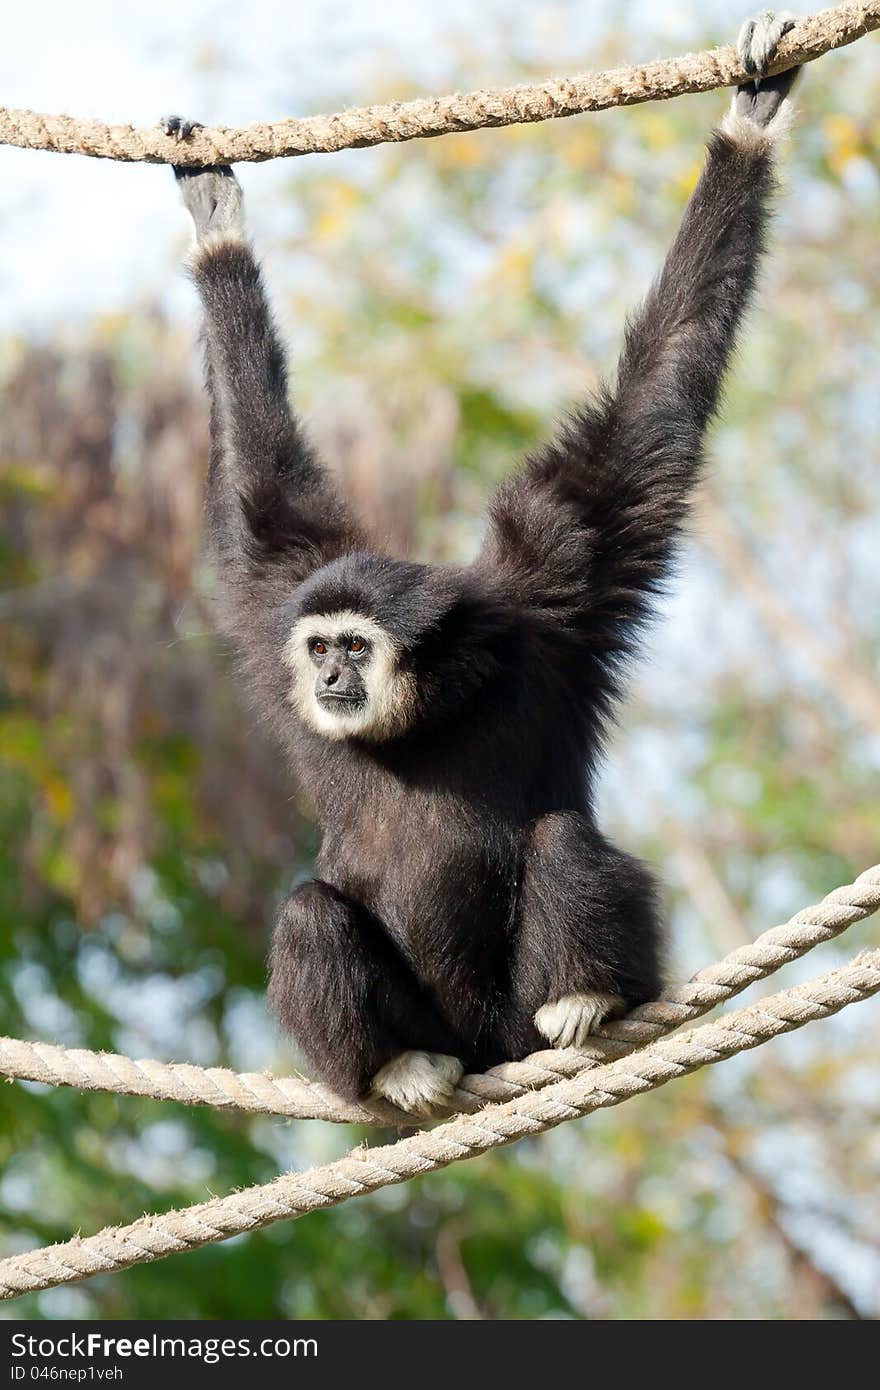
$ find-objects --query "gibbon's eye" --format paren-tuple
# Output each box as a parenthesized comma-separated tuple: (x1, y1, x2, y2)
(349, 637, 367, 655)
(312, 641, 327, 657)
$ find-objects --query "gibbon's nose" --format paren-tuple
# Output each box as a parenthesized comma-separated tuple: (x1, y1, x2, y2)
(324, 669, 340, 687)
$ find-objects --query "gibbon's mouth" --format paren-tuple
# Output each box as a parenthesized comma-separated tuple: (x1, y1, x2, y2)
(317, 692, 367, 710)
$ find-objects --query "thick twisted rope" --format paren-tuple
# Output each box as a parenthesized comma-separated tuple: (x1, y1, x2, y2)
(2, 949, 877, 1299)
(3, 864, 877, 1125)
(2, 4, 878, 165)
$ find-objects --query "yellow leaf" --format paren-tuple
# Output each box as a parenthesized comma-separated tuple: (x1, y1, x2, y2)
(45, 776, 74, 824)
(823, 113, 860, 170)
(639, 109, 676, 150)
(674, 159, 702, 200)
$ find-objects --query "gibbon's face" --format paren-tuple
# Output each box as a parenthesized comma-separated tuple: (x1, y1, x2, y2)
(282, 610, 416, 742)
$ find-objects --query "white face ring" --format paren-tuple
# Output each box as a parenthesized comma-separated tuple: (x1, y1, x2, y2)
(282, 609, 416, 741)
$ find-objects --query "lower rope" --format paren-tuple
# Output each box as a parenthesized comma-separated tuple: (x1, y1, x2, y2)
(2, 863, 877, 1123)
(1, 950, 877, 1298)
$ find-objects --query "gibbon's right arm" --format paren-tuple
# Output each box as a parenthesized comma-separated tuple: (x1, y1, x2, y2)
(166, 120, 365, 642)
(481, 14, 799, 712)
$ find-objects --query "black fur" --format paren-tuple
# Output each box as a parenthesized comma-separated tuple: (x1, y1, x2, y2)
(177, 89, 790, 1102)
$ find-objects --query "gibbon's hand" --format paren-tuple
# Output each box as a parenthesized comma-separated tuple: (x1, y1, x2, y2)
(161, 115, 244, 244)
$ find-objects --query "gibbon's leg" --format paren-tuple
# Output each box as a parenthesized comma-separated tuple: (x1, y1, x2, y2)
(268, 881, 464, 1114)
(502, 814, 663, 1054)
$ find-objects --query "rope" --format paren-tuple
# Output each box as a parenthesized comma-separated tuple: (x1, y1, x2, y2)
(2, 949, 877, 1298)
(3, 864, 877, 1124)
(2, 4, 878, 165)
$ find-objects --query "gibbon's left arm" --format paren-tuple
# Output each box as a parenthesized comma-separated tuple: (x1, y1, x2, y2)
(165, 121, 366, 646)
(482, 16, 799, 709)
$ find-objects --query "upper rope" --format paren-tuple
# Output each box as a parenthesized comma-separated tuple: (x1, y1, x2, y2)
(0, 3, 877, 165)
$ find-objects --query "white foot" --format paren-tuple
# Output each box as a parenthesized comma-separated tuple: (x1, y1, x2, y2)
(370, 1050, 463, 1116)
(534, 991, 622, 1049)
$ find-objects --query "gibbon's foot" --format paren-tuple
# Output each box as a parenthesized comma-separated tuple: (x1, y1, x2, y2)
(733, 11, 799, 128)
(534, 991, 623, 1049)
(370, 1050, 463, 1117)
